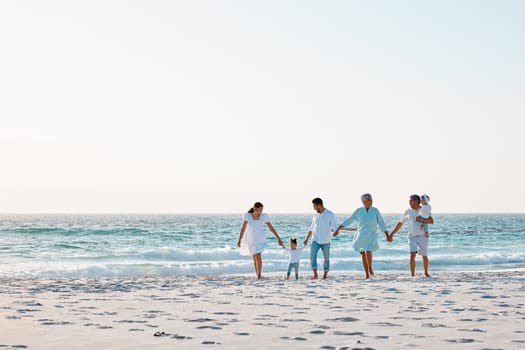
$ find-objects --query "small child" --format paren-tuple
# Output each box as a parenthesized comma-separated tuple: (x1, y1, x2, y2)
(419, 194, 432, 236)
(283, 238, 305, 280)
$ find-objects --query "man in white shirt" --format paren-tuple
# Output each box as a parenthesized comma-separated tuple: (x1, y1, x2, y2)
(390, 194, 434, 277)
(303, 197, 338, 280)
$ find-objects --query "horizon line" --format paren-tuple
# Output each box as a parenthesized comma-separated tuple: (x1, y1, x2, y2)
(1, 212, 524, 215)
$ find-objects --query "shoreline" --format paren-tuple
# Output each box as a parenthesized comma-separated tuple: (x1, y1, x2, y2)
(1, 270, 525, 349)
(2, 264, 524, 282)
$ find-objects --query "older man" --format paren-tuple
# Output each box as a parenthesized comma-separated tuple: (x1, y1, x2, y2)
(389, 194, 434, 277)
(333, 193, 389, 280)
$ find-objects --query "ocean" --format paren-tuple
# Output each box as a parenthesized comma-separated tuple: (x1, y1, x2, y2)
(0, 214, 523, 278)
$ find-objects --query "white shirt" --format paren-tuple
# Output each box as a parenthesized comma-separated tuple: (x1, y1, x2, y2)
(309, 209, 338, 244)
(400, 208, 424, 237)
(285, 247, 304, 264)
(419, 204, 431, 219)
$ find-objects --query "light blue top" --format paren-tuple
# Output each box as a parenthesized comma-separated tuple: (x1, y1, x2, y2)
(341, 207, 387, 252)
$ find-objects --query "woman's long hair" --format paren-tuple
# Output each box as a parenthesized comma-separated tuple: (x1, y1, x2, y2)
(248, 202, 263, 213)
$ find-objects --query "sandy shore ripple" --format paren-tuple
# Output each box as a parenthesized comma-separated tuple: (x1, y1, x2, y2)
(1, 270, 524, 349)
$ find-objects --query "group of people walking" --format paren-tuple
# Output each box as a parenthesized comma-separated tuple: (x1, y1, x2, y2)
(237, 194, 434, 280)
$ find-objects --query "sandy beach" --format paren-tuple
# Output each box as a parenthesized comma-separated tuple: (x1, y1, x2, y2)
(1, 270, 524, 349)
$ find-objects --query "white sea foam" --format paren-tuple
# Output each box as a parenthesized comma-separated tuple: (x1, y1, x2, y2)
(0, 214, 523, 278)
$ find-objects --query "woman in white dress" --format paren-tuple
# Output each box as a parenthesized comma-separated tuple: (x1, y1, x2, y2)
(237, 202, 283, 280)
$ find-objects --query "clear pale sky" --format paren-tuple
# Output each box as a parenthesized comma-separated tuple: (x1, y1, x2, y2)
(1, 1, 524, 214)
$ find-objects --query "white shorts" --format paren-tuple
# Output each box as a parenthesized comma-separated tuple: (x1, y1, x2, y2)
(409, 235, 429, 256)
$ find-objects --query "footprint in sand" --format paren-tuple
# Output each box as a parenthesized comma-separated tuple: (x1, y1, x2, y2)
(459, 318, 488, 322)
(16, 309, 41, 314)
(314, 325, 331, 330)
(333, 331, 364, 336)
(281, 318, 310, 322)
(186, 317, 216, 323)
(496, 303, 511, 307)
(171, 334, 193, 340)
(458, 328, 486, 333)
(233, 332, 250, 336)
(39, 320, 74, 326)
(180, 293, 200, 299)
(326, 317, 359, 322)
(369, 322, 402, 327)
(280, 336, 307, 341)
(197, 325, 222, 330)
(421, 323, 448, 328)
(201, 341, 221, 345)
(19, 301, 42, 307)
(445, 339, 476, 343)
(451, 308, 466, 312)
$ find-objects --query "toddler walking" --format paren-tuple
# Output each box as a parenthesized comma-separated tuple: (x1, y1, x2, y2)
(283, 238, 305, 280)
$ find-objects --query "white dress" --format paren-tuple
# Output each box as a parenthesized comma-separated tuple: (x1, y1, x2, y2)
(240, 213, 269, 256)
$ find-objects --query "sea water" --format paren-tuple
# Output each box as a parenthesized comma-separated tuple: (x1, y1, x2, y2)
(0, 214, 523, 278)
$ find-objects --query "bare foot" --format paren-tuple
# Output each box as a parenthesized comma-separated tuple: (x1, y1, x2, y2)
(312, 275, 318, 280)
(424, 272, 431, 278)
(322, 272, 328, 280)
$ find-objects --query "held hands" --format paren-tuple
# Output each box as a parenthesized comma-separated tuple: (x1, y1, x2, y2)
(277, 238, 284, 247)
(333, 229, 340, 237)
(237, 240, 241, 248)
(303, 238, 309, 246)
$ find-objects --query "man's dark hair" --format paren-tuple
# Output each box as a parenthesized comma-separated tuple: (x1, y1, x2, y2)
(312, 197, 323, 206)
(410, 194, 421, 204)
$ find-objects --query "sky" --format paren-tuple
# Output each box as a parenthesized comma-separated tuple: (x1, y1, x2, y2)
(0, 1, 524, 214)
